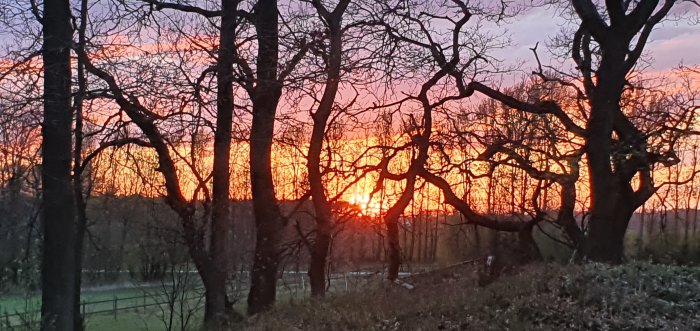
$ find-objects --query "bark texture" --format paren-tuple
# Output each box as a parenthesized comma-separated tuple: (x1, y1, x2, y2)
(40, 0, 78, 329)
(201, 0, 238, 325)
(247, 0, 285, 315)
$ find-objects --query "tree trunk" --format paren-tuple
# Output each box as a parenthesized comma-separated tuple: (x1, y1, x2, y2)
(516, 225, 542, 263)
(432, 209, 440, 261)
(308, 224, 331, 296)
(246, 211, 283, 315)
(73, 2, 90, 328)
(176, 0, 240, 321)
(693, 197, 699, 238)
(247, 0, 284, 315)
(583, 42, 631, 263)
(202, 269, 227, 326)
(587, 192, 635, 263)
(72, 142, 87, 331)
(473, 224, 481, 256)
(202, 0, 238, 325)
(585, 162, 637, 263)
(305, 2, 347, 297)
(422, 210, 429, 261)
(555, 177, 587, 256)
(386, 216, 401, 280)
(41, 0, 78, 329)
(383, 174, 416, 280)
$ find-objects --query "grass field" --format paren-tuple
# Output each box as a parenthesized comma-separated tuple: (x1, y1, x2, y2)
(0, 274, 356, 330)
(0, 283, 206, 330)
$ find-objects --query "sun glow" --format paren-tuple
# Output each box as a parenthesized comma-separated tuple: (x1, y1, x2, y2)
(348, 193, 382, 217)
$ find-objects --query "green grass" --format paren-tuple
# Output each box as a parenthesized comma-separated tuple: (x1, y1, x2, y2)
(83, 310, 203, 331)
(0, 284, 206, 330)
(0, 276, 341, 330)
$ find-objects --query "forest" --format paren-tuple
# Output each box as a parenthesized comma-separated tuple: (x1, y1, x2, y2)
(0, 0, 699, 330)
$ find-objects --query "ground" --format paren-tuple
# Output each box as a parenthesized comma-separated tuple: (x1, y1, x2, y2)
(240, 262, 700, 331)
(2, 262, 699, 330)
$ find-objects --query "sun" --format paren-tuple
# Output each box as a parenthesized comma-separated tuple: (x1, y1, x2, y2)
(348, 193, 381, 216)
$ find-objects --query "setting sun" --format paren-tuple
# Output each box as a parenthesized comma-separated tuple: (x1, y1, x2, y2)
(348, 193, 382, 216)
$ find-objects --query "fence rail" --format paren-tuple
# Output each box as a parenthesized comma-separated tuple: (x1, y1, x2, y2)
(1, 273, 363, 329)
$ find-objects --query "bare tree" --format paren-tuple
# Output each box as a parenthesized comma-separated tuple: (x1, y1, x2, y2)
(568, 0, 686, 261)
(247, 0, 293, 315)
(303, 0, 351, 298)
(440, 0, 700, 262)
(365, 0, 514, 280)
(148, 0, 243, 324)
(72, 0, 242, 323)
(238, 0, 357, 313)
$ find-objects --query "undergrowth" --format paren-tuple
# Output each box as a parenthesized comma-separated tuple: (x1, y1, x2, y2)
(238, 262, 700, 331)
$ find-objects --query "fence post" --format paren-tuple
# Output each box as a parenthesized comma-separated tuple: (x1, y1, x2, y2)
(113, 296, 117, 320)
(143, 292, 147, 313)
(345, 273, 348, 292)
(301, 275, 305, 292)
(81, 300, 86, 317)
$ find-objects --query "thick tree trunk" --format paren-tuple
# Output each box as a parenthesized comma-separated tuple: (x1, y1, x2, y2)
(583, 43, 630, 263)
(247, 0, 283, 315)
(246, 208, 283, 314)
(202, 269, 227, 325)
(587, 193, 634, 263)
(41, 0, 78, 329)
(202, 0, 238, 325)
(587, 221, 627, 263)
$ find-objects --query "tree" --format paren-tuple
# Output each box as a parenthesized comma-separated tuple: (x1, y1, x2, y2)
(464, 0, 699, 262)
(303, 0, 350, 297)
(569, 0, 681, 262)
(425, 79, 588, 262)
(208, 0, 237, 323)
(39, 0, 78, 329)
(247, 0, 287, 314)
(74, 0, 241, 323)
(372, 0, 513, 280)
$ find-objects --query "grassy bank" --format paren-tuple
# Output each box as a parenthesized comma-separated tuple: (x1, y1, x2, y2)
(241, 262, 700, 331)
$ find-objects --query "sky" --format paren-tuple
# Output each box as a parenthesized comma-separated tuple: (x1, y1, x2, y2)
(1, 2, 697, 77)
(494, 5, 700, 76)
